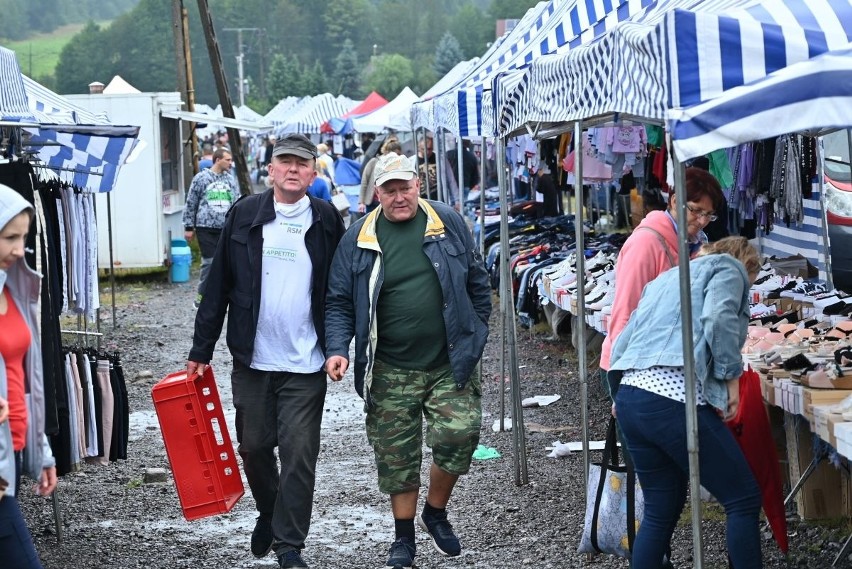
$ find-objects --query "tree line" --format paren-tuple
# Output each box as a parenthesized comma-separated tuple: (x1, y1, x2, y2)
(51, 0, 537, 113)
(0, 0, 139, 40)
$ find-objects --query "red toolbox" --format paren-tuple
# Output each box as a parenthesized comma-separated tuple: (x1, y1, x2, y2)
(151, 367, 244, 520)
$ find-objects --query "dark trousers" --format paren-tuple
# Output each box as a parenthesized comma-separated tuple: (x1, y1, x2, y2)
(1, 453, 43, 569)
(615, 386, 762, 569)
(194, 227, 221, 296)
(231, 361, 327, 554)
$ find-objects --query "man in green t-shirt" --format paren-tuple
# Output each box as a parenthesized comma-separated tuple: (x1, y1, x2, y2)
(325, 152, 492, 569)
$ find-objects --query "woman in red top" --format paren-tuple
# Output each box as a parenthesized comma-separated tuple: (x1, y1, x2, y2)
(0, 182, 57, 569)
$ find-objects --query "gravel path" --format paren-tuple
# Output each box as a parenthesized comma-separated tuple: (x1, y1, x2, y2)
(17, 271, 851, 568)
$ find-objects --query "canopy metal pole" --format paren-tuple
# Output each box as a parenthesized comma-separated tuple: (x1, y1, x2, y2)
(574, 121, 590, 493)
(435, 129, 445, 203)
(419, 128, 432, 200)
(478, 137, 487, 386)
(671, 143, 704, 568)
(497, 138, 507, 432)
(106, 192, 117, 328)
(497, 138, 528, 484)
(480, 137, 487, 259)
(413, 127, 421, 169)
(457, 135, 464, 212)
(817, 138, 833, 289)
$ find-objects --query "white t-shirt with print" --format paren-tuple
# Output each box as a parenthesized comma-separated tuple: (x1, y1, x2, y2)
(251, 196, 324, 372)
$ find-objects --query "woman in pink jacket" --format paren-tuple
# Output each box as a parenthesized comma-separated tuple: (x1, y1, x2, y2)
(600, 167, 725, 373)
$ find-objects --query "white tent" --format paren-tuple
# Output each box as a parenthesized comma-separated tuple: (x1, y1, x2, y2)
(103, 75, 141, 94)
(264, 96, 308, 127)
(275, 93, 357, 135)
(352, 87, 419, 133)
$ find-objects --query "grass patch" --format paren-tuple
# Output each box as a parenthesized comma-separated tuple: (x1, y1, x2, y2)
(678, 501, 727, 525)
(3, 21, 112, 80)
(126, 478, 143, 489)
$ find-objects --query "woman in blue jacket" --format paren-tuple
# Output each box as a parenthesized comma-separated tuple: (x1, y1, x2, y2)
(608, 237, 762, 569)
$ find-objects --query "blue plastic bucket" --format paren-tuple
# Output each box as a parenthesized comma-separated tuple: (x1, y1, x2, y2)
(171, 244, 192, 283)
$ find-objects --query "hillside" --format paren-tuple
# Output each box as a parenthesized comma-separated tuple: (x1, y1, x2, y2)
(3, 21, 111, 85)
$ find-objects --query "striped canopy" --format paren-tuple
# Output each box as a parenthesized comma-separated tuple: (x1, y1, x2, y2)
(424, 1, 556, 136)
(23, 75, 109, 125)
(423, 0, 664, 137)
(496, 0, 852, 137)
(264, 96, 309, 127)
(411, 58, 479, 130)
(0, 46, 34, 122)
(669, 44, 852, 160)
(275, 93, 357, 135)
(1, 46, 140, 193)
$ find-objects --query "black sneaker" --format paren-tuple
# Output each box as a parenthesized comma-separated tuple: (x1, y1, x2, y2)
(386, 537, 415, 568)
(418, 510, 461, 557)
(251, 514, 273, 557)
(278, 550, 308, 568)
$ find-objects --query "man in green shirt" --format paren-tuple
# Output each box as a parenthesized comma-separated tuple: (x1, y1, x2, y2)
(325, 152, 492, 569)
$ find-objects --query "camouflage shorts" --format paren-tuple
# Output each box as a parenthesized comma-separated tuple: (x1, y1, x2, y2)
(366, 359, 482, 495)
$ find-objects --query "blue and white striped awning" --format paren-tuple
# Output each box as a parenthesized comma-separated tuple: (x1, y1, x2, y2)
(0, 46, 35, 122)
(275, 94, 357, 135)
(412, 58, 479, 130)
(666, 0, 852, 110)
(428, 0, 557, 136)
(669, 44, 852, 160)
(23, 75, 109, 125)
(496, 0, 746, 137)
(24, 125, 141, 193)
(760, 187, 828, 282)
(1, 46, 140, 192)
(431, 0, 668, 137)
(265, 96, 309, 127)
(496, 0, 851, 137)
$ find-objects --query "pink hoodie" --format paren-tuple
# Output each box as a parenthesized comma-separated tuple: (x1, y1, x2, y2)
(599, 210, 679, 370)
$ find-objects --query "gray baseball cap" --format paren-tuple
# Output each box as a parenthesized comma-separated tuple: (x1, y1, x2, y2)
(271, 133, 318, 160)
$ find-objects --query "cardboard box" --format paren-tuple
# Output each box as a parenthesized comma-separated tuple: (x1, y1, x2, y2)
(762, 377, 776, 407)
(786, 416, 844, 519)
(835, 422, 852, 450)
(802, 387, 852, 412)
(812, 405, 833, 443)
(829, 415, 850, 449)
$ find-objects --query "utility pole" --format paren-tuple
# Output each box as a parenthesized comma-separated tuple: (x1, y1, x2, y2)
(196, 0, 252, 196)
(223, 27, 260, 107)
(181, 4, 199, 174)
(171, 0, 196, 184)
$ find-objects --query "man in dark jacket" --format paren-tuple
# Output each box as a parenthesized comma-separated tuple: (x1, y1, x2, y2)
(186, 133, 345, 569)
(324, 152, 491, 569)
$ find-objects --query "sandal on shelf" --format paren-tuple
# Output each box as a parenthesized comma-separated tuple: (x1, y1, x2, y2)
(804, 366, 837, 388)
(773, 323, 798, 336)
(782, 352, 816, 372)
(826, 327, 852, 340)
(835, 346, 852, 365)
(762, 349, 784, 365)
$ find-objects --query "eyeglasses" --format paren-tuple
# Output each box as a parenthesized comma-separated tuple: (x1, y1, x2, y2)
(686, 203, 717, 222)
